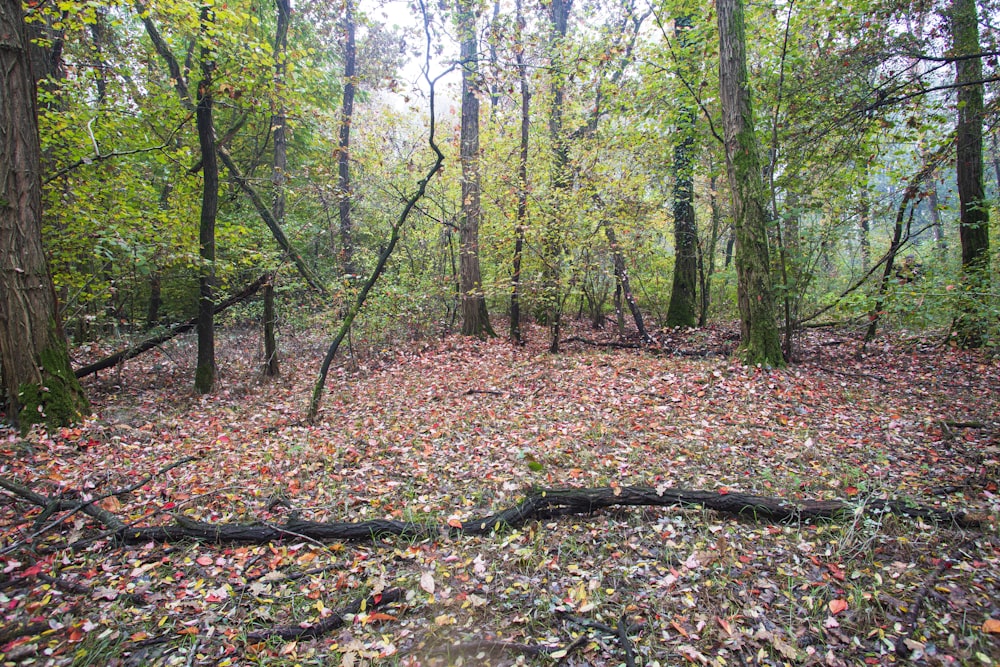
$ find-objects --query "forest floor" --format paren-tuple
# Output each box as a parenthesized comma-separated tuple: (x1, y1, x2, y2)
(1, 320, 999, 666)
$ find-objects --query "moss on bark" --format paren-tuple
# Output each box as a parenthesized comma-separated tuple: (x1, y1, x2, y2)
(17, 332, 89, 433)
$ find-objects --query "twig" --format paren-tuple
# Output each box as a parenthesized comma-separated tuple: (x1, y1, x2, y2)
(896, 558, 951, 658)
(617, 611, 637, 667)
(245, 588, 403, 641)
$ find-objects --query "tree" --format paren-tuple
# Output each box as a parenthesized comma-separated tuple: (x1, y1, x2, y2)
(457, 0, 494, 338)
(336, 0, 357, 276)
(264, 0, 293, 380)
(950, 0, 991, 347)
(193, 5, 219, 394)
(0, 0, 88, 430)
(665, 14, 698, 328)
(545, 0, 572, 353)
(716, 0, 784, 366)
(509, 0, 529, 344)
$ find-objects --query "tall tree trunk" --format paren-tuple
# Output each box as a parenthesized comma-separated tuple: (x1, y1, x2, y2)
(194, 7, 218, 394)
(0, 0, 88, 431)
(546, 0, 572, 353)
(666, 15, 698, 328)
(264, 0, 291, 379)
(457, 0, 494, 338)
(510, 0, 529, 344)
(336, 0, 357, 276)
(698, 174, 721, 326)
(717, 0, 784, 366)
(950, 0, 991, 347)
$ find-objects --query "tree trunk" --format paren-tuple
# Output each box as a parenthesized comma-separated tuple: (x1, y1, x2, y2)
(717, 0, 784, 366)
(0, 0, 88, 431)
(858, 167, 871, 270)
(950, 0, 991, 347)
(604, 222, 651, 343)
(336, 0, 357, 276)
(264, 0, 291, 379)
(698, 174, 721, 326)
(509, 0, 529, 344)
(194, 8, 218, 394)
(457, 0, 494, 338)
(545, 0, 572, 353)
(665, 15, 698, 328)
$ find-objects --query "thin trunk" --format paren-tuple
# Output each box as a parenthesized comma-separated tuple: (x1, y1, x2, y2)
(666, 15, 698, 328)
(510, 0, 529, 344)
(488, 0, 501, 114)
(926, 177, 946, 256)
(604, 222, 651, 342)
(699, 174, 721, 326)
(858, 171, 871, 270)
(262, 275, 279, 378)
(146, 273, 162, 328)
(717, 0, 784, 366)
(194, 6, 218, 394)
(458, 0, 494, 338)
(950, 0, 991, 346)
(546, 0, 572, 353)
(0, 0, 88, 430)
(337, 0, 357, 276)
(264, 0, 290, 379)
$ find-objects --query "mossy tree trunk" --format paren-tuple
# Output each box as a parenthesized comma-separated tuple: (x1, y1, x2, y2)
(717, 0, 784, 367)
(666, 14, 698, 329)
(457, 0, 494, 338)
(950, 0, 991, 347)
(0, 0, 88, 431)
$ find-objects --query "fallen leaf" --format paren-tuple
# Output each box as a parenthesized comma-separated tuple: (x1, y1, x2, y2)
(829, 598, 848, 615)
(983, 618, 1000, 634)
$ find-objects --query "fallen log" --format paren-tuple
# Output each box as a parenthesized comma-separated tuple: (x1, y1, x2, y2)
(2, 479, 982, 549)
(74, 274, 267, 378)
(112, 485, 982, 545)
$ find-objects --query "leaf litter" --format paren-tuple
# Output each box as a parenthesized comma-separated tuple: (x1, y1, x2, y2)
(0, 322, 998, 666)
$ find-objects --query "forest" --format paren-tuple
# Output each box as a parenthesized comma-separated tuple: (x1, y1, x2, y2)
(0, 0, 998, 663)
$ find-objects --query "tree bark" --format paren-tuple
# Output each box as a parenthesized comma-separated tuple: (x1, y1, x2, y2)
(545, 0, 572, 353)
(950, 0, 991, 347)
(509, 0, 529, 344)
(717, 0, 784, 366)
(336, 0, 357, 276)
(604, 222, 651, 343)
(666, 15, 698, 328)
(194, 8, 218, 394)
(0, 0, 88, 431)
(264, 0, 291, 380)
(457, 0, 494, 338)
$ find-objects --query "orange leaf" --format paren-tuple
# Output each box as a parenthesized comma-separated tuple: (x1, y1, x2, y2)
(829, 599, 848, 615)
(367, 612, 398, 623)
(983, 618, 1000, 634)
(177, 626, 199, 636)
(447, 518, 463, 529)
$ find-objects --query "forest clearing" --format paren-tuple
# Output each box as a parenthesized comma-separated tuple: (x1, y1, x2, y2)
(2, 0, 1000, 662)
(1, 321, 998, 666)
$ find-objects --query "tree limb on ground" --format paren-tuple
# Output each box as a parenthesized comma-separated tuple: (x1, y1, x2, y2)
(74, 274, 267, 378)
(1, 480, 981, 549)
